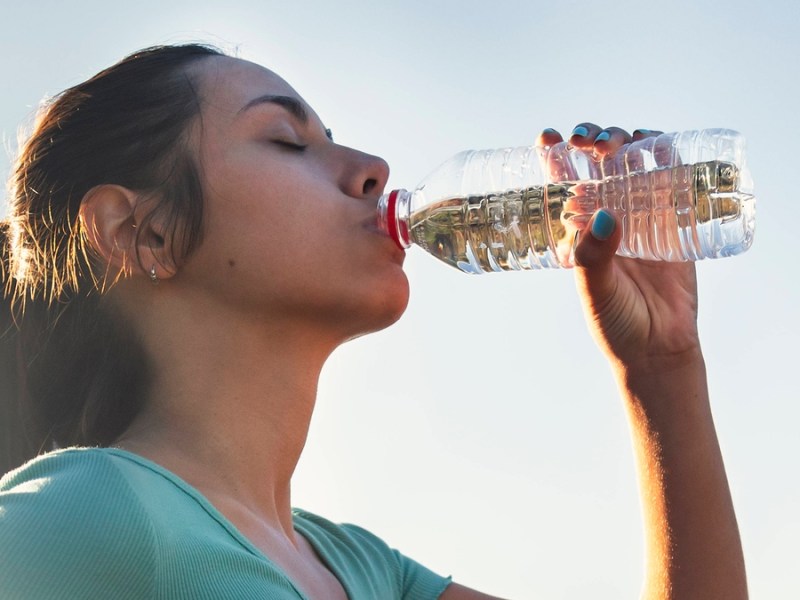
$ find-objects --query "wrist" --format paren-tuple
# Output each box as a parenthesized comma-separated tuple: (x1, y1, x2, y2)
(611, 344, 706, 381)
(611, 347, 709, 417)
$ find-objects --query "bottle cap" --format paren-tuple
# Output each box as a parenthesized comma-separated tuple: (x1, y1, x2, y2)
(383, 189, 409, 250)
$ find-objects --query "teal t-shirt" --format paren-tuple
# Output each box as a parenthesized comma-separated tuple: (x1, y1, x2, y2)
(0, 447, 451, 599)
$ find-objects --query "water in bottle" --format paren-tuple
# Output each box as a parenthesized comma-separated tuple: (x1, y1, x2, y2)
(377, 129, 755, 273)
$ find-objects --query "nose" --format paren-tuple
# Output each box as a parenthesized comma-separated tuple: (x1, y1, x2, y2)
(338, 148, 390, 200)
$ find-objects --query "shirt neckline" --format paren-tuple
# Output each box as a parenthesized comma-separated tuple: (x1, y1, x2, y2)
(94, 447, 354, 600)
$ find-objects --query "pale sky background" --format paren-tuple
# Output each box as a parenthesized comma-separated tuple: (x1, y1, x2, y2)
(1, 1, 797, 598)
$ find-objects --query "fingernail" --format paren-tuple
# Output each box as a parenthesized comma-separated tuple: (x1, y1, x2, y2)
(634, 128, 651, 135)
(595, 131, 611, 142)
(591, 209, 616, 240)
(572, 125, 589, 138)
(542, 127, 557, 134)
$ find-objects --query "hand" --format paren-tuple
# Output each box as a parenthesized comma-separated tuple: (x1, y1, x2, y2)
(536, 124, 702, 374)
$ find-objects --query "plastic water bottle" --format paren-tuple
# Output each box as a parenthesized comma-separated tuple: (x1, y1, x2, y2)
(377, 129, 755, 273)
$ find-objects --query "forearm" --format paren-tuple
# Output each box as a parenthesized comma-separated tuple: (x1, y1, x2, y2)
(613, 353, 747, 600)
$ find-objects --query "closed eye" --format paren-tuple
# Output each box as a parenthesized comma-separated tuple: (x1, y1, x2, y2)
(273, 140, 308, 151)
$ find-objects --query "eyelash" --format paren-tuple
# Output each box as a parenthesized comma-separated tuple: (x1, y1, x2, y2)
(274, 140, 308, 152)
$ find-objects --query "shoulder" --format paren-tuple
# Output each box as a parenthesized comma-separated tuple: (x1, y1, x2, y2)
(0, 447, 156, 528)
(0, 448, 157, 599)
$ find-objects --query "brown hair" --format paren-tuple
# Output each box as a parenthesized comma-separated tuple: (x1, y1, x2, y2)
(1, 44, 223, 474)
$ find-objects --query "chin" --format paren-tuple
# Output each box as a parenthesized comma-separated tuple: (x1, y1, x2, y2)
(344, 269, 410, 340)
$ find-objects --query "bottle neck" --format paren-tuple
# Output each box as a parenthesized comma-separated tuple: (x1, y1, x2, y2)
(377, 189, 411, 250)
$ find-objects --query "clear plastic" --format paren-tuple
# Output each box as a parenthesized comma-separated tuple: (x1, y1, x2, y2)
(377, 129, 755, 274)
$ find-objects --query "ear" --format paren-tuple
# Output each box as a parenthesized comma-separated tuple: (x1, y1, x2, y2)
(79, 185, 177, 283)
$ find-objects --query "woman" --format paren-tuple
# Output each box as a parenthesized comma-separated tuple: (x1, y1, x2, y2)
(0, 44, 747, 599)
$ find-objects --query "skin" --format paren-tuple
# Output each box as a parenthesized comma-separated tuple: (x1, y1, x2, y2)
(80, 59, 746, 599)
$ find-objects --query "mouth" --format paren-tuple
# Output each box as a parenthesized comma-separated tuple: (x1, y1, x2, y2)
(362, 214, 392, 240)
(362, 215, 406, 265)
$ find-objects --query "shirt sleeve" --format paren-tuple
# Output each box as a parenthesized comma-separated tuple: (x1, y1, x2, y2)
(293, 508, 452, 599)
(0, 450, 158, 600)
(343, 522, 453, 600)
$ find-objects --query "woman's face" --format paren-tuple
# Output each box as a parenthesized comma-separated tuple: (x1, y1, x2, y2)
(179, 57, 408, 339)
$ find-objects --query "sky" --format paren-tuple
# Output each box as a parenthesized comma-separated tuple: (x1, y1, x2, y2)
(1, 0, 798, 597)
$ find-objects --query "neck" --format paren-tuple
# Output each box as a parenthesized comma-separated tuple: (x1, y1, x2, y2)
(115, 290, 339, 534)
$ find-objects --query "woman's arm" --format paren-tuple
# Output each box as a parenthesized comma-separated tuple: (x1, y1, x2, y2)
(442, 353, 745, 600)
(574, 236, 747, 598)
(565, 124, 747, 599)
(614, 346, 745, 599)
(441, 125, 746, 600)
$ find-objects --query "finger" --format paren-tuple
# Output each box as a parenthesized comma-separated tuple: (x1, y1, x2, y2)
(537, 128, 573, 183)
(569, 122, 603, 150)
(573, 210, 623, 317)
(593, 126, 633, 157)
(536, 127, 564, 148)
(573, 209, 621, 272)
(632, 128, 664, 142)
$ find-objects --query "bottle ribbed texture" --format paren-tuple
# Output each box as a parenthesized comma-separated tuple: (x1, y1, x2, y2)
(381, 129, 754, 273)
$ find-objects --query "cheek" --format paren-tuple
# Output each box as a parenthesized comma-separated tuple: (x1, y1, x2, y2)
(196, 149, 405, 324)
(193, 202, 339, 309)
(205, 165, 319, 260)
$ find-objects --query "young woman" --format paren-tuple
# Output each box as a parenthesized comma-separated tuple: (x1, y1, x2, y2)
(0, 45, 747, 599)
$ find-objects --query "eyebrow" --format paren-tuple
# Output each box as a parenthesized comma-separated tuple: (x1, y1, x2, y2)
(238, 94, 308, 123)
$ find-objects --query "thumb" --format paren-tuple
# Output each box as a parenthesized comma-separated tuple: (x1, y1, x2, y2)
(573, 209, 621, 296)
(574, 209, 620, 267)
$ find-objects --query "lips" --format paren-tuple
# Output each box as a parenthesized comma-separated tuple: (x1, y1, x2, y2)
(362, 214, 391, 239)
(358, 211, 407, 268)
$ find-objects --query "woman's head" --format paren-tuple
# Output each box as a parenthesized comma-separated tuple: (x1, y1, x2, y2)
(168, 56, 406, 334)
(1, 44, 223, 472)
(1, 45, 408, 473)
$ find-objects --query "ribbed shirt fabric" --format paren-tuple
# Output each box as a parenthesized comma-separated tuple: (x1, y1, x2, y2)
(0, 447, 452, 599)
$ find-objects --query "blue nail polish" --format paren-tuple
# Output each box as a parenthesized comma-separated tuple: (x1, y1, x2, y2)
(595, 131, 611, 142)
(572, 125, 589, 138)
(542, 127, 557, 134)
(591, 209, 616, 240)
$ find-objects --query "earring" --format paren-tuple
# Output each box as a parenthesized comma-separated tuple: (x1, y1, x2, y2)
(149, 264, 159, 285)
